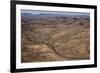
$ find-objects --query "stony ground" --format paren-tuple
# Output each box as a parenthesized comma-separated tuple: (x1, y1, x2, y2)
(21, 14, 90, 63)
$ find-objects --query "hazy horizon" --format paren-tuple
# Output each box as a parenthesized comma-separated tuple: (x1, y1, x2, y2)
(21, 9, 90, 16)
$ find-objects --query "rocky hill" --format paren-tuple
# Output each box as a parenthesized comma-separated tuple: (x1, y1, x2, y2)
(21, 12, 90, 63)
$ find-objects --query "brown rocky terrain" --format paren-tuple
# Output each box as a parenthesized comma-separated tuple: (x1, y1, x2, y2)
(21, 12, 90, 63)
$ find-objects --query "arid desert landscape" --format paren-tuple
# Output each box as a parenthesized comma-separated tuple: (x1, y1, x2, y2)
(21, 10, 90, 63)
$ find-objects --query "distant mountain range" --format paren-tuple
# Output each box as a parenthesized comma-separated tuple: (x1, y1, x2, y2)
(22, 13, 33, 17)
(22, 12, 90, 18)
